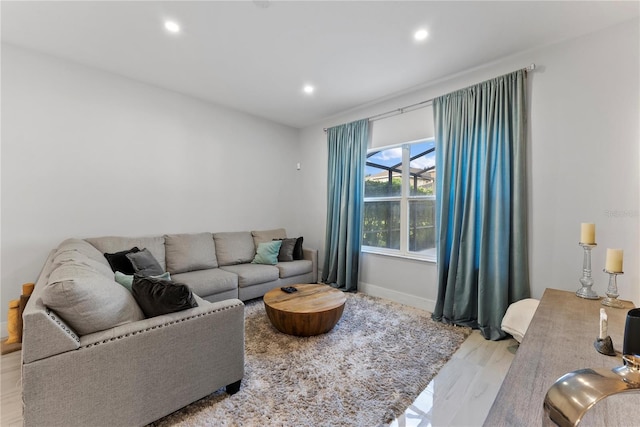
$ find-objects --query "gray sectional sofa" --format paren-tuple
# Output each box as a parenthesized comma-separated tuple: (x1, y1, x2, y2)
(21, 228, 317, 427)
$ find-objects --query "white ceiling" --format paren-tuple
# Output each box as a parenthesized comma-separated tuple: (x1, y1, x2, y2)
(2, 1, 638, 128)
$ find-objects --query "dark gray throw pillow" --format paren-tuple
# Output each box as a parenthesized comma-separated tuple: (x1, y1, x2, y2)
(104, 247, 140, 274)
(293, 236, 304, 260)
(126, 248, 164, 276)
(131, 275, 198, 318)
(274, 238, 296, 262)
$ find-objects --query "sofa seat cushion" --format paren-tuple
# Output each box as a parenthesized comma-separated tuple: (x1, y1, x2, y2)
(165, 232, 218, 274)
(276, 260, 313, 279)
(213, 232, 256, 266)
(171, 268, 238, 297)
(220, 264, 279, 287)
(42, 261, 145, 336)
(86, 235, 166, 271)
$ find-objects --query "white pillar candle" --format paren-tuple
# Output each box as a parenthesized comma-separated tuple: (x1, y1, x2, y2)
(599, 308, 608, 340)
(605, 249, 624, 273)
(580, 223, 596, 244)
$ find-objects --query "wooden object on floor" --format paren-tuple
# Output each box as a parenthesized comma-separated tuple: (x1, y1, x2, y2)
(1, 339, 22, 355)
(263, 284, 346, 336)
(17, 294, 30, 342)
(484, 288, 636, 427)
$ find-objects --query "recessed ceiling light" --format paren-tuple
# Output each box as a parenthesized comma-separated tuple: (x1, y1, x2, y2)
(303, 85, 315, 95)
(164, 20, 181, 34)
(414, 29, 428, 42)
(252, 0, 271, 8)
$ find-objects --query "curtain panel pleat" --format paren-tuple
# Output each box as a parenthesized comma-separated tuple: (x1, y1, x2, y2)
(432, 70, 530, 340)
(322, 119, 369, 292)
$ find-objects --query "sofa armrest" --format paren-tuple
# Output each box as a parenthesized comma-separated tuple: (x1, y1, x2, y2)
(22, 249, 82, 364)
(23, 298, 245, 427)
(22, 305, 81, 364)
(80, 297, 242, 347)
(303, 248, 318, 283)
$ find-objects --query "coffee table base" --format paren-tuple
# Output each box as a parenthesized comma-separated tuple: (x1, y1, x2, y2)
(263, 284, 346, 337)
(265, 304, 345, 337)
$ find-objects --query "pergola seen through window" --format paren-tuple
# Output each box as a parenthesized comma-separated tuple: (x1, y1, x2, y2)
(363, 138, 436, 259)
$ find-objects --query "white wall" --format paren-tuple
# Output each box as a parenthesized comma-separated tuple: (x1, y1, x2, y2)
(1, 44, 302, 328)
(2, 18, 638, 332)
(299, 18, 640, 311)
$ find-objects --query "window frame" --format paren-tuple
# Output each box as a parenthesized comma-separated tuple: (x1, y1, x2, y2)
(362, 137, 436, 262)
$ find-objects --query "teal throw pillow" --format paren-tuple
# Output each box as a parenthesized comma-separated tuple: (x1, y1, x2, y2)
(115, 271, 171, 291)
(252, 241, 282, 265)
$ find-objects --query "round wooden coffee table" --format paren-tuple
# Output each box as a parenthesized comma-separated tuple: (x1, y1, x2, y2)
(263, 284, 346, 336)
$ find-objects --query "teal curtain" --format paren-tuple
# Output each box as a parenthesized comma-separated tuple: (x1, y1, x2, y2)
(432, 70, 530, 340)
(322, 119, 369, 292)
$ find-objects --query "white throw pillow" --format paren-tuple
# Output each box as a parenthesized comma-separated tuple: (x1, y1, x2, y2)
(501, 298, 540, 343)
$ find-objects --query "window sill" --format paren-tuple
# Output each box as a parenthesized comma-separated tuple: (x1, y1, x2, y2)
(361, 247, 437, 264)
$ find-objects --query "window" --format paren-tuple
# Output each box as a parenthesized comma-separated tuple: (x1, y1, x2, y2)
(362, 138, 436, 260)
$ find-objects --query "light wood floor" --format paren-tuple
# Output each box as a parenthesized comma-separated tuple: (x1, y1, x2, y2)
(390, 330, 518, 426)
(0, 331, 516, 426)
(1, 348, 23, 427)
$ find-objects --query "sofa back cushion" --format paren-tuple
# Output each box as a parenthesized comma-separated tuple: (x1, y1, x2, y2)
(86, 235, 166, 271)
(51, 251, 115, 279)
(251, 228, 287, 247)
(213, 232, 255, 266)
(165, 232, 218, 273)
(55, 238, 111, 267)
(42, 261, 145, 336)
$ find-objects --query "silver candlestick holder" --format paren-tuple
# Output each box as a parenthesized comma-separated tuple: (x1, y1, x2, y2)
(576, 243, 599, 299)
(601, 270, 625, 308)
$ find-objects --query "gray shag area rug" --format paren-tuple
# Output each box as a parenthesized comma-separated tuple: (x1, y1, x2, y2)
(152, 293, 471, 427)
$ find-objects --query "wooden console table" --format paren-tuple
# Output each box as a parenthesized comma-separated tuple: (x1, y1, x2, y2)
(484, 288, 637, 426)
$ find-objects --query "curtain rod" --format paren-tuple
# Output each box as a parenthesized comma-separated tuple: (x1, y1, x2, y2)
(323, 63, 536, 132)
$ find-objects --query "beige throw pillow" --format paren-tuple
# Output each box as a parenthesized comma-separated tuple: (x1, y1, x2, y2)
(42, 261, 144, 336)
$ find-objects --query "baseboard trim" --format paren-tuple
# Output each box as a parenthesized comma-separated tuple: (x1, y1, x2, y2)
(359, 282, 436, 313)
